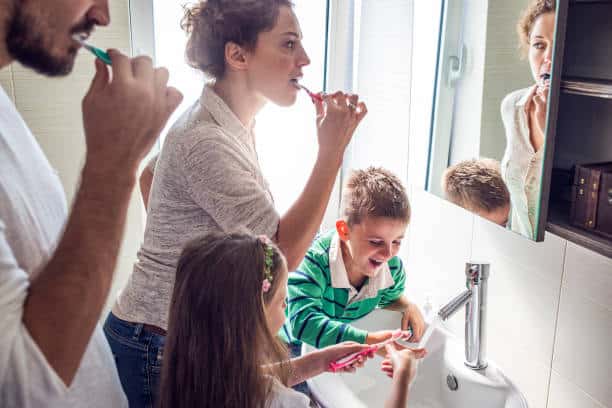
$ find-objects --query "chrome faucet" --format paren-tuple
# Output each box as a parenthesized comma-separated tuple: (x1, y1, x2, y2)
(438, 262, 490, 370)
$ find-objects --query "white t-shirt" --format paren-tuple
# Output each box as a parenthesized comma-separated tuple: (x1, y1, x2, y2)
(0, 87, 127, 407)
(266, 378, 311, 408)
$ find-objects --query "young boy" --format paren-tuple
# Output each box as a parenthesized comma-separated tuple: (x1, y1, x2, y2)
(442, 158, 511, 227)
(280, 167, 424, 354)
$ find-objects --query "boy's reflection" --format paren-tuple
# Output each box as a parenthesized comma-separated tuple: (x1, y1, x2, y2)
(442, 159, 510, 227)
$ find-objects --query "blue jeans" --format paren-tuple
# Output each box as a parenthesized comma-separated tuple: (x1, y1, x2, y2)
(103, 312, 165, 408)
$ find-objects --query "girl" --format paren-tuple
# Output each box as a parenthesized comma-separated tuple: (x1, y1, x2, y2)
(105, 1, 367, 406)
(158, 232, 424, 407)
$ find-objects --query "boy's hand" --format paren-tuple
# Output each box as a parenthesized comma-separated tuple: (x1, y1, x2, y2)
(316, 342, 375, 373)
(366, 330, 412, 357)
(366, 330, 409, 345)
(380, 344, 427, 381)
(401, 302, 425, 341)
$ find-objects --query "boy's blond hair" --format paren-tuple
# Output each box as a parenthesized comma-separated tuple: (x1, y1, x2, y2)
(442, 159, 510, 213)
(341, 167, 410, 227)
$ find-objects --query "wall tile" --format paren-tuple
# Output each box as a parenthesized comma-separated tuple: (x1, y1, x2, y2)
(468, 220, 565, 407)
(0, 65, 14, 100)
(404, 189, 474, 336)
(472, 219, 566, 366)
(548, 371, 608, 408)
(553, 263, 612, 407)
(563, 242, 612, 310)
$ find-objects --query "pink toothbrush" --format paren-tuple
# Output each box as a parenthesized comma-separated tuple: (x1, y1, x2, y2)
(295, 82, 324, 104)
(328, 330, 407, 372)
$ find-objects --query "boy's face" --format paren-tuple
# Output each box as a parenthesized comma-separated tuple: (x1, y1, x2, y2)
(338, 216, 408, 279)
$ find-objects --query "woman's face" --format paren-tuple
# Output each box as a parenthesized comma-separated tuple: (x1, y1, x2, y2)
(265, 261, 288, 334)
(245, 6, 311, 107)
(528, 12, 555, 84)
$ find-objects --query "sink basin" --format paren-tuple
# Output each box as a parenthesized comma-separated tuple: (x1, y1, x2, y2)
(303, 309, 528, 408)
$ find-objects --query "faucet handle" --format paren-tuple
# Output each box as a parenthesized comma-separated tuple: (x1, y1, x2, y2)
(465, 262, 490, 283)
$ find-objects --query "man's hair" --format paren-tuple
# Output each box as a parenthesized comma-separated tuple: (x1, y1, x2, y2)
(442, 158, 510, 213)
(341, 167, 410, 227)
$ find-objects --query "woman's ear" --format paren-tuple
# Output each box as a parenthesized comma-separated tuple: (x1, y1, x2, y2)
(225, 42, 248, 72)
(335, 220, 350, 241)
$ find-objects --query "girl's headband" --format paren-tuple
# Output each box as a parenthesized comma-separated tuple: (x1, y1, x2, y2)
(258, 235, 274, 293)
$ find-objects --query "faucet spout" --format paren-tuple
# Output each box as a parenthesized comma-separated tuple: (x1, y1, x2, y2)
(438, 262, 490, 370)
(438, 289, 472, 320)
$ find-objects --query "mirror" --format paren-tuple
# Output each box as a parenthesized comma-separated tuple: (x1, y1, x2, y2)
(425, 0, 559, 241)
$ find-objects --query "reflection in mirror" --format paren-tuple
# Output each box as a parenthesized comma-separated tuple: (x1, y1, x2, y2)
(426, 0, 557, 241)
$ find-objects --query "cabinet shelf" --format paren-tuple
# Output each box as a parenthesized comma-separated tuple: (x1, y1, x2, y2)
(561, 77, 612, 99)
(546, 202, 612, 258)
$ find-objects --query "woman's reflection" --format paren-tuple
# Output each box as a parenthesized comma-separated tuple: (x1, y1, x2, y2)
(500, 0, 555, 238)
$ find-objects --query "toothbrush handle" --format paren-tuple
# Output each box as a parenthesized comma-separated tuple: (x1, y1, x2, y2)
(85, 45, 112, 65)
(328, 347, 376, 372)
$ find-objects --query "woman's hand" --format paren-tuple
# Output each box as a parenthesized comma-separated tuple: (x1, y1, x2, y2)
(401, 302, 425, 342)
(315, 342, 375, 374)
(532, 81, 549, 136)
(314, 91, 367, 160)
(380, 344, 427, 381)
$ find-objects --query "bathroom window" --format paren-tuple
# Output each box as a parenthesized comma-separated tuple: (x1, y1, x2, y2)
(329, 0, 415, 186)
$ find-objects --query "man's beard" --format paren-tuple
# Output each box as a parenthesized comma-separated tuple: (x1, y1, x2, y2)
(6, 6, 91, 77)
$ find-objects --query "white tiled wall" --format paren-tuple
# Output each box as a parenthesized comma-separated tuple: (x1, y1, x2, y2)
(0, 0, 143, 316)
(553, 243, 612, 407)
(403, 187, 612, 408)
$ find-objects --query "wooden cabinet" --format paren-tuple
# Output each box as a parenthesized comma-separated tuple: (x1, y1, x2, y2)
(544, 0, 612, 258)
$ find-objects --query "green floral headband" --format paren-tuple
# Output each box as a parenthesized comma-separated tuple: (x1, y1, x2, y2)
(259, 235, 274, 293)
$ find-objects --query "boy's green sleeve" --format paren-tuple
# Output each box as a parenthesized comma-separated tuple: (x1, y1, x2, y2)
(378, 258, 406, 308)
(287, 253, 368, 348)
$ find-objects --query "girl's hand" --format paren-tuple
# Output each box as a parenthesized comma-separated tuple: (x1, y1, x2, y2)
(314, 91, 367, 160)
(380, 344, 427, 381)
(401, 302, 425, 342)
(316, 342, 375, 373)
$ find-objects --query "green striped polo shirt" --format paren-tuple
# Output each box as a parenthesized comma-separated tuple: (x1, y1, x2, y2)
(279, 229, 406, 349)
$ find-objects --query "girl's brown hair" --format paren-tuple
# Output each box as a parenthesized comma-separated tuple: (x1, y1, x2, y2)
(517, 0, 556, 58)
(158, 232, 290, 408)
(181, 0, 294, 79)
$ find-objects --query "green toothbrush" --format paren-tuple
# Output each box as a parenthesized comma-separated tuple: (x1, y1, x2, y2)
(72, 33, 112, 65)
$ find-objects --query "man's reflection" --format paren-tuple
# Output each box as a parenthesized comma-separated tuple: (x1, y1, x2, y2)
(500, 0, 555, 239)
(442, 159, 510, 227)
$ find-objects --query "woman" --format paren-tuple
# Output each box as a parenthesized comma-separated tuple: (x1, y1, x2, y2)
(103, 1, 367, 407)
(500, 0, 555, 238)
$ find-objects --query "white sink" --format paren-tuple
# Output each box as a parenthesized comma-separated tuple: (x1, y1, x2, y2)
(303, 309, 528, 408)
